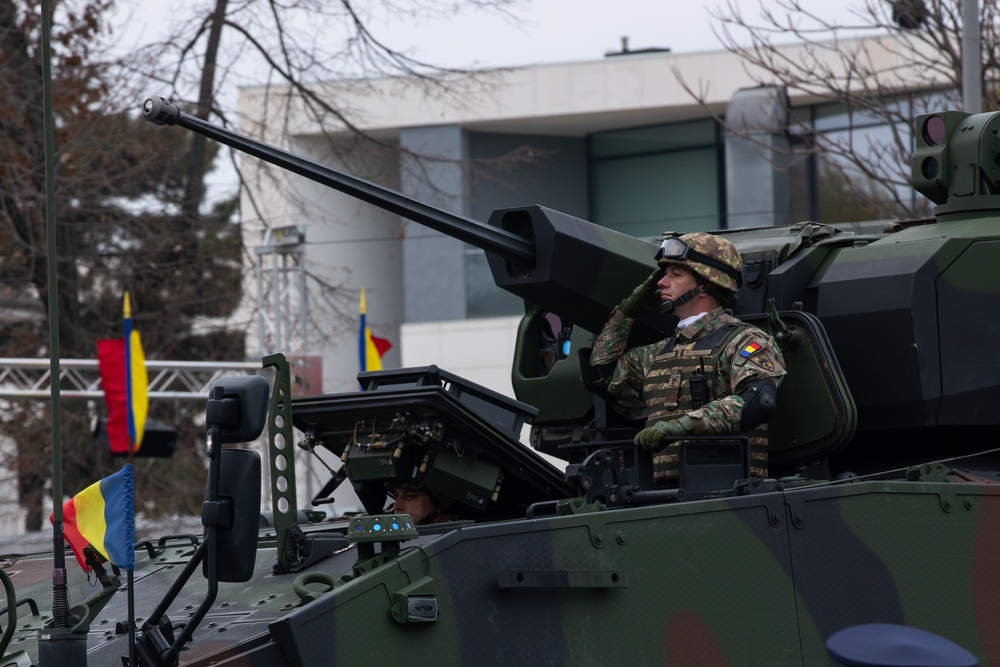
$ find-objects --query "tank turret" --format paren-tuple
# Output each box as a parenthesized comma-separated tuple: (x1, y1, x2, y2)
(141, 97, 1000, 477)
(720, 110, 1000, 475)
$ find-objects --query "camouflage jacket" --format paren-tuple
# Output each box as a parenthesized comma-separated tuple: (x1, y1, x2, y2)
(589, 307, 786, 434)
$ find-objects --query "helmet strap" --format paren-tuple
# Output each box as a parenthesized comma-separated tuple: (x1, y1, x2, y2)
(700, 280, 731, 305)
(658, 286, 702, 314)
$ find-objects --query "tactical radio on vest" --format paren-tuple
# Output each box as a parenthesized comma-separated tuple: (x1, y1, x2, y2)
(690, 357, 708, 410)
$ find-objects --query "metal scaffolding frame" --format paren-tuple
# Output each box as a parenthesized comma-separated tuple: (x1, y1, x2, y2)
(255, 225, 308, 356)
(0, 226, 310, 402)
(0, 358, 262, 400)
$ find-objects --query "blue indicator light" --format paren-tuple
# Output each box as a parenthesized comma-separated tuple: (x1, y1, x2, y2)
(391, 521, 399, 530)
(354, 524, 362, 532)
(373, 523, 382, 532)
(562, 340, 571, 356)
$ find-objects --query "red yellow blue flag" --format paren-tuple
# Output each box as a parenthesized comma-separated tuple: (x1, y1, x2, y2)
(53, 464, 135, 571)
(97, 292, 149, 454)
(739, 342, 762, 358)
(358, 289, 392, 374)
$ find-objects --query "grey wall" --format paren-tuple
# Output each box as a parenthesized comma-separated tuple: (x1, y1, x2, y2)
(398, 127, 591, 321)
(399, 126, 471, 323)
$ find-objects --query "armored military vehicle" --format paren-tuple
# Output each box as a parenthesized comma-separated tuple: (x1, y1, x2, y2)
(2, 102, 999, 666)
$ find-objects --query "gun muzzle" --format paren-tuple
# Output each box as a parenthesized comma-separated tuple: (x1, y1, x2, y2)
(142, 96, 180, 126)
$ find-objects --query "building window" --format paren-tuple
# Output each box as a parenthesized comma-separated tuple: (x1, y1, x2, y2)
(805, 99, 926, 223)
(588, 120, 723, 239)
(465, 250, 523, 317)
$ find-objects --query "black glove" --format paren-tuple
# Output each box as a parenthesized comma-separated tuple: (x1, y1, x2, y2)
(616, 268, 664, 318)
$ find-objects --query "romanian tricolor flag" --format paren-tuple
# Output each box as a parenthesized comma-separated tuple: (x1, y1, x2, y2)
(53, 464, 135, 572)
(739, 342, 762, 358)
(358, 289, 392, 375)
(97, 292, 149, 454)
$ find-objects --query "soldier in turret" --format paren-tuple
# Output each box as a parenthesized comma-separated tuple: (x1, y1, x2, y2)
(390, 485, 455, 525)
(589, 232, 786, 486)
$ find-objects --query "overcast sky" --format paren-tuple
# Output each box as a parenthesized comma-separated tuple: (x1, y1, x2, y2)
(116, 0, 861, 75)
(368, 0, 745, 67)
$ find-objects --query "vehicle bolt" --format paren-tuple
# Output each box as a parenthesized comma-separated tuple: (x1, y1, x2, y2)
(616, 531, 626, 545)
(593, 532, 604, 547)
(942, 498, 953, 512)
(965, 497, 975, 510)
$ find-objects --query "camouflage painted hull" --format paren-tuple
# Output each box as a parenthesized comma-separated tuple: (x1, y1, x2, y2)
(6, 477, 998, 666)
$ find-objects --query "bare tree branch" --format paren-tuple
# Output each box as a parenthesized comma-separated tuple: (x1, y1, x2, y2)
(679, 0, 986, 220)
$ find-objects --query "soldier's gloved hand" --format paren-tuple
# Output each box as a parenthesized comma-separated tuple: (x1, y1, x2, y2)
(634, 415, 694, 449)
(616, 268, 665, 318)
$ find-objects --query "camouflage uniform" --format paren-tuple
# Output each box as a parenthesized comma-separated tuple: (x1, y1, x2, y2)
(590, 306, 786, 482)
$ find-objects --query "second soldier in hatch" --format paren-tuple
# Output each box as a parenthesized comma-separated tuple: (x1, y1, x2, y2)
(390, 485, 455, 525)
(589, 232, 786, 486)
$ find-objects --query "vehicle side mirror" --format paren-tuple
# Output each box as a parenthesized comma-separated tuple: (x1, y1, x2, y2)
(208, 447, 261, 583)
(202, 375, 269, 583)
(205, 375, 269, 444)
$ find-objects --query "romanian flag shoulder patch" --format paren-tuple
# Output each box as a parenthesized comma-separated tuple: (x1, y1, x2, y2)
(739, 342, 762, 358)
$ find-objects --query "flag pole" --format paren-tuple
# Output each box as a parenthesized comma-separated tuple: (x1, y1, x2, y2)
(358, 288, 367, 387)
(123, 291, 136, 465)
(38, 0, 92, 661)
(128, 568, 136, 667)
(358, 289, 391, 382)
(122, 293, 139, 664)
(40, 0, 69, 628)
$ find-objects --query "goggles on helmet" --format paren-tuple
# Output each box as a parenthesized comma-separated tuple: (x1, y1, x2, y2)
(655, 237, 744, 289)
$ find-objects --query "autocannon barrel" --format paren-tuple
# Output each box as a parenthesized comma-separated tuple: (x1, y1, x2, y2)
(141, 96, 664, 335)
(141, 96, 535, 265)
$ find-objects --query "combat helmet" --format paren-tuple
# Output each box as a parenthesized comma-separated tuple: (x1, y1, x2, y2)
(656, 232, 744, 294)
